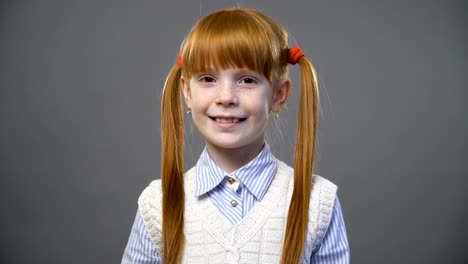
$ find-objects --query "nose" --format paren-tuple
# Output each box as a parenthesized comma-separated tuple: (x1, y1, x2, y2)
(215, 81, 238, 106)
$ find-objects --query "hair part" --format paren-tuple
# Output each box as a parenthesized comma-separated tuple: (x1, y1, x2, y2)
(160, 8, 320, 264)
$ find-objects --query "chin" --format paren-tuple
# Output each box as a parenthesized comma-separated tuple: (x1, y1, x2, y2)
(209, 141, 245, 150)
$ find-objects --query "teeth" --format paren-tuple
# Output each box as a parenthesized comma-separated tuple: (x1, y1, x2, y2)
(215, 118, 240, 123)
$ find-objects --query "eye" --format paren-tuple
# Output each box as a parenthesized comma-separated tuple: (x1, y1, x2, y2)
(239, 77, 257, 85)
(198, 75, 216, 83)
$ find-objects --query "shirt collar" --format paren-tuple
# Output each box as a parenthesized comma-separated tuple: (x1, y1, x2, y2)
(195, 143, 277, 200)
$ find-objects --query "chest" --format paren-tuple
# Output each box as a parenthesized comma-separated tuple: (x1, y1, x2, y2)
(182, 184, 295, 264)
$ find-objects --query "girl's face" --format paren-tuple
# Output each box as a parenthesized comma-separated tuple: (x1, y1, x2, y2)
(182, 67, 290, 157)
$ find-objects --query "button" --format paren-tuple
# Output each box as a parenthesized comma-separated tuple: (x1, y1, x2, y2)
(228, 177, 235, 184)
(230, 200, 238, 207)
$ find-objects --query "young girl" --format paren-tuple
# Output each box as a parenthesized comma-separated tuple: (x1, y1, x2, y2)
(122, 8, 349, 264)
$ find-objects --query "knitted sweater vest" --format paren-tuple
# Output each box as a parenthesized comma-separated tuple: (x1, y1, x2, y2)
(138, 160, 337, 264)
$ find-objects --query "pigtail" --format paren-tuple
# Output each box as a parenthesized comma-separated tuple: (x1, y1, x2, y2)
(281, 57, 319, 264)
(161, 64, 185, 264)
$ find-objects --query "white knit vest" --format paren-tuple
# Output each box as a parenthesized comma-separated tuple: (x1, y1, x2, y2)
(138, 160, 337, 264)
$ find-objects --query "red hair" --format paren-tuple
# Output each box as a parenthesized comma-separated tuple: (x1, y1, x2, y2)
(161, 8, 319, 263)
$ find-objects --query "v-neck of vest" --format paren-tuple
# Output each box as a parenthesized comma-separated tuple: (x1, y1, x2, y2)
(185, 160, 293, 249)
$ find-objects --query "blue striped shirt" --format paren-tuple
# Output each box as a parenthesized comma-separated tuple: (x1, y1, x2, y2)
(194, 144, 277, 224)
(122, 144, 350, 263)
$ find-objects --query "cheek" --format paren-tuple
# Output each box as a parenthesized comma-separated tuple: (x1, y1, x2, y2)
(259, 90, 274, 109)
(190, 90, 211, 109)
(246, 94, 271, 117)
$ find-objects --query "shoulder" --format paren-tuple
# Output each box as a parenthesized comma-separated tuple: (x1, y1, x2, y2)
(137, 164, 197, 216)
(276, 159, 338, 196)
(276, 159, 338, 244)
(136, 167, 197, 249)
(138, 179, 162, 208)
(312, 174, 338, 206)
(309, 174, 337, 228)
(138, 165, 197, 210)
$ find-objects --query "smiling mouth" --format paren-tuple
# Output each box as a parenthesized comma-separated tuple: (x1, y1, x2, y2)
(210, 117, 247, 123)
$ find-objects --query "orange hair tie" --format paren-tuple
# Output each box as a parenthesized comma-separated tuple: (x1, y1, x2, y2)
(287, 46, 305, 65)
(176, 53, 182, 67)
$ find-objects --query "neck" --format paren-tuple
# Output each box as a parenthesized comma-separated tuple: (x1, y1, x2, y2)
(206, 141, 265, 173)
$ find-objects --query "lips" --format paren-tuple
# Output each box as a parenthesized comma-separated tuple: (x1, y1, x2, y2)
(210, 116, 246, 124)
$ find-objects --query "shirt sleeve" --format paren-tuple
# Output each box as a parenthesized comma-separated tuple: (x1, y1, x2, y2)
(121, 210, 162, 264)
(310, 196, 350, 264)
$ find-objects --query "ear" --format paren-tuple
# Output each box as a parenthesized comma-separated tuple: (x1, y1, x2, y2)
(181, 76, 192, 109)
(272, 79, 291, 112)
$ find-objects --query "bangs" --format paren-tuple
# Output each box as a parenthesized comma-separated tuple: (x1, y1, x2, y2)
(181, 9, 288, 81)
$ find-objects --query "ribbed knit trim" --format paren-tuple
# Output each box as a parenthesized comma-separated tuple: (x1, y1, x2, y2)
(138, 181, 163, 253)
(302, 170, 337, 262)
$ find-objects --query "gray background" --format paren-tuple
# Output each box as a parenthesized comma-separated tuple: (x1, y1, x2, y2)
(1, 0, 467, 263)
